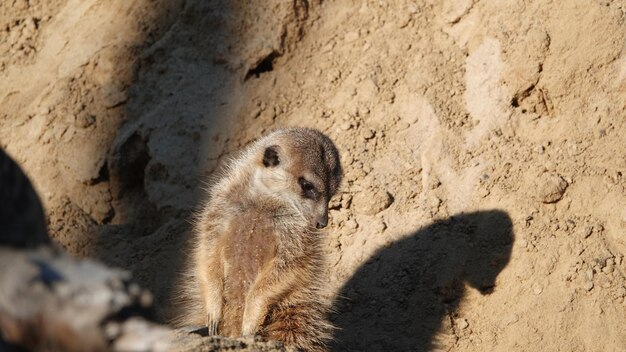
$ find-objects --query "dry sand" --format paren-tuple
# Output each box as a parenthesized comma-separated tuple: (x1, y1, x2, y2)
(1, 0, 625, 350)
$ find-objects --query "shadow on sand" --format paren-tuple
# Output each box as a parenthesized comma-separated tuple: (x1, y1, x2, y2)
(89, 0, 239, 322)
(331, 210, 514, 351)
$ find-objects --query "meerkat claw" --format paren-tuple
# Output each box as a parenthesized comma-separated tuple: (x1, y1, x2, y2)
(206, 315, 219, 336)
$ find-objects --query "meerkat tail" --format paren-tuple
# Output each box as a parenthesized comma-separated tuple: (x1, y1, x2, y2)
(263, 301, 334, 352)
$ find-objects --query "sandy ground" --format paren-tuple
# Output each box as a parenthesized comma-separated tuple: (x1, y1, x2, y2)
(1, 0, 625, 350)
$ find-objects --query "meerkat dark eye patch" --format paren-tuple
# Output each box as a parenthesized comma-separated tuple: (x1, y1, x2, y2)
(263, 146, 280, 167)
(298, 177, 317, 198)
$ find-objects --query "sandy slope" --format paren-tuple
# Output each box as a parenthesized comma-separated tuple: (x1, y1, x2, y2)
(1, 0, 625, 350)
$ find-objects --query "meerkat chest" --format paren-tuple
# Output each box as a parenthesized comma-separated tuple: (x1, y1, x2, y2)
(223, 210, 278, 290)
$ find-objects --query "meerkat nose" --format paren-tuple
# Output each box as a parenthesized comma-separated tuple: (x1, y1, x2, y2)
(316, 214, 328, 229)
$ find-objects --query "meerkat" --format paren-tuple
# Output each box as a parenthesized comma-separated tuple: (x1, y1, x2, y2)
(177, 127, 342, 351)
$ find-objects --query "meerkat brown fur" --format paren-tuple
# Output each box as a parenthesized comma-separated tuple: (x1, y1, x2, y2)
(179, 128, 342, 351)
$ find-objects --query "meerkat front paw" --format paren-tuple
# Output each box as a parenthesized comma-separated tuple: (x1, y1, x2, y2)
(241, 333, 257, 341)
(206, 313, 220, 336)
(241, 314, 263, 338)
(240, 322, 257, 337)
(241, 299, 265, 337)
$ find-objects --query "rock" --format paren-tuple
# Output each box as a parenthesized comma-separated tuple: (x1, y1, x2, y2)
(344, 218, 359, 230)
(112, 318, 174, 352)
(532, 282, 543, 295)
(584, 281, 594, 292)
(455, 318, 469, 330)
(353, 188, 394, 215)
(75, 112, 96, 128)
(597, 274, 612, 289)
(0, 247, 171, 352)
(171, 330, 285, 351)
(535, 173, 568, 203)
(372, 218, 387, 234)
(581, 226, 593, 239)
(341, 193, 353, 209)
(360, 128, 375, 140)
(442, 0, 474, 23)
(0, 246, 287, 352)
(429, 196, 442, 209)
(503, 313, 519, 326)
(584, 269, 594, 282)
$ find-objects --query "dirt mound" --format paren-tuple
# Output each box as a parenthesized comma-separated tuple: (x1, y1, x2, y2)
(1, 0, 625, 350)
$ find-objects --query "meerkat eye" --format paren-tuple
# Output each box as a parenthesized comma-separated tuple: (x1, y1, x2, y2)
(298, 177, 316, 198)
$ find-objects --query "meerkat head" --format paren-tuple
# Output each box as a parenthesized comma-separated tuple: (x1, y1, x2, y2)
(252, 128, 342, 229)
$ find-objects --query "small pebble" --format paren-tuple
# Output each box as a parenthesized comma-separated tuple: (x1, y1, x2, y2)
(396, 13, 411, 28)
(373, 218, 387, 233)
(430, 196, 442, 209)
(532, 283, 543, 295)
(597, 275, 611, 289)
(344, 218, 358, 230)
(39, 106, 50, 115)
(535, 173, 568, 203)
(75, 113, 96, 128)
(456, 318, 469, 330)
(361, 129, 375, 140)
(353, 189, 394, 215)
(504, 313, 519, 326)
(584, 281, 594, 291)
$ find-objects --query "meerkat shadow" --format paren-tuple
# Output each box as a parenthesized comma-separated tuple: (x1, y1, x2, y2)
(330, 210, 514, 351)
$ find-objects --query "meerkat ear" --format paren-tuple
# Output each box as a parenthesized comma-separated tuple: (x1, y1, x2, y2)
(263, 145, 280, 167)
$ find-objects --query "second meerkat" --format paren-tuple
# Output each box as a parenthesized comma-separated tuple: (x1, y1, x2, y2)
(180, 128, 342, 351)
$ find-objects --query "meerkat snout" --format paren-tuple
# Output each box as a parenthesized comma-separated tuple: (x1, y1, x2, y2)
(316, 213, 328, 229)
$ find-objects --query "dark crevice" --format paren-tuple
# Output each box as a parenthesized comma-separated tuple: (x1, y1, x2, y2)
(87, 161, 110, 185)
(244, 51, 278, 80)
(116, 133, 150, 193)
(511, 84, 536, 108)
